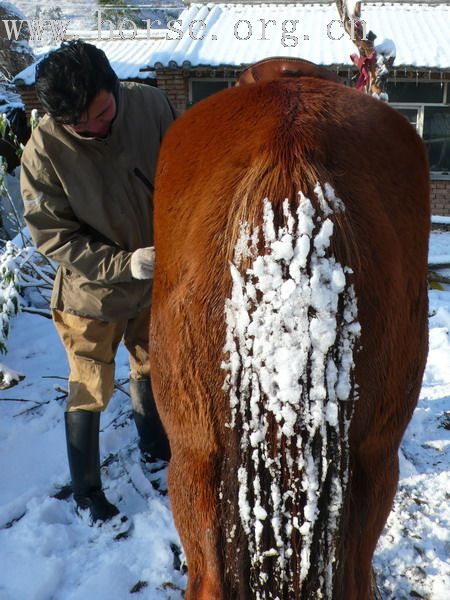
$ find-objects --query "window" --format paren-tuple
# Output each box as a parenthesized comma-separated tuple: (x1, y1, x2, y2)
(423, 106, 450, 172)
(396, 106, 420, 129)
(387, 82, 444, 104)
(390, 81, 449, 174)
(189, 79, 234, 105)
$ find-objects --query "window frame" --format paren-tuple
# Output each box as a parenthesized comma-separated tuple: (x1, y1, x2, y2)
(188, 78, 235, 105)
(389, 80, 449, 176)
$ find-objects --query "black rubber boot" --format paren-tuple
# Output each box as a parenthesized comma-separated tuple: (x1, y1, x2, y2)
(130, 378, 171, 462)
(65, 410, 119, 523)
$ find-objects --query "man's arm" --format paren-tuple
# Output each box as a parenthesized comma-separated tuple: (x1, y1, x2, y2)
(20, 146, 134, 284)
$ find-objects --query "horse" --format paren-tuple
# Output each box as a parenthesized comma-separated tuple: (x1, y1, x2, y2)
(149, 58, 430, 599)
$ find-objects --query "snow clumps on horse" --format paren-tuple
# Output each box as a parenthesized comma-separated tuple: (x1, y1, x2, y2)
(222, 182, 361, 598)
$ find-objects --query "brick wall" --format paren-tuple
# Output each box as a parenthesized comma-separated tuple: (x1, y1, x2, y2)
(431, 179, 450, 216)
(155, 67, 241, 112)
(15, 85, 41, 120)
(155, 69, 189, 113)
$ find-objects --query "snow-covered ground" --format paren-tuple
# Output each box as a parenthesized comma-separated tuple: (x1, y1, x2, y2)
(374, 231, 450, 599)
(0, 231, 449, 599)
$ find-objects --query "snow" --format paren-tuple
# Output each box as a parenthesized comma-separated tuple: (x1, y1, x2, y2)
(222, 185, 360, 595)
(0, 360, 23, 388)
(375, 38, 397, 60)
(9, 0, 182, 83)
(374, 263, 450, 599)
(429, 230, 450, 273)
(430, 231, 450, 257)
(0, 312, 185, 599)
(9, 2, 450, 86)
(10, 0, 183, 37)
(429, 255, 450, 267)
(13, 38, 164, 84)
(6, 0, 102, 35)
(432, 215, 450, 225)
(0, 80, 23, 114)
(1, 2, 27, 21)
(0, 230, 449, 598)
(147, 3, 450, 70)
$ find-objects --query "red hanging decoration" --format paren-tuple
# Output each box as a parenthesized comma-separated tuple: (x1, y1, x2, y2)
(351, 51, 377, 92)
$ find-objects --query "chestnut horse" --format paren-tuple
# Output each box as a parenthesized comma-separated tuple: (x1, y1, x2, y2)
(150, 59, 430, 599)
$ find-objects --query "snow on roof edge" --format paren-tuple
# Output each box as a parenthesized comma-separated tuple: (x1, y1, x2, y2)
(146, 2, 450, 70)
(12, 2, 450, 81)
(13, 38, 163, 85)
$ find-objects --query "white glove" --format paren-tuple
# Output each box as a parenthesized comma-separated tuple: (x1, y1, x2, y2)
(130, 247, 155, 280)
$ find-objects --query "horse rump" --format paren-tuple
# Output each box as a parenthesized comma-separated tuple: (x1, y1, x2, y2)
(151, 75, 430, 599)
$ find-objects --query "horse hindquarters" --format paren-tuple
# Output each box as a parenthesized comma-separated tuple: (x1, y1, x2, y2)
(151, 77, 430, 599)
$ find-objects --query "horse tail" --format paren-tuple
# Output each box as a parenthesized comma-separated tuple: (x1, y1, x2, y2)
(219, 117, 361, 598)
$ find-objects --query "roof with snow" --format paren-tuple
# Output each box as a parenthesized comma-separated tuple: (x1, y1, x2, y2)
(147, 2, 450, 70)
(11, 2, 450, 85)
(13, 36, 167, 85)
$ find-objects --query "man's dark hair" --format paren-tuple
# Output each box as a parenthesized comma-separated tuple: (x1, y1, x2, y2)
(35, 40, 118, 124)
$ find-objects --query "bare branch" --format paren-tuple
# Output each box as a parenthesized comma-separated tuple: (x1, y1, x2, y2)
(114, 380, 131, 398)
(0, 397, 39, 403)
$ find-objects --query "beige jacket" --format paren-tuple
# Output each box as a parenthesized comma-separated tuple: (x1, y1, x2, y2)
(20, 82, 176, 320)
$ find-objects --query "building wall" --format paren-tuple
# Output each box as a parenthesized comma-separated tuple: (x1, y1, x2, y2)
(155, 69, 189, 113)
(156, 67, 241, 111)
(431, 179, 450, 216)
(16, 85, 40, 120)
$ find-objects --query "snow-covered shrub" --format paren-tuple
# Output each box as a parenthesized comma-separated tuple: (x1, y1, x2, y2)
(0, 240, 22, 353)
(30, 108, 39, 131)
(0, 109, 26, 239)
(1, 158, 26, 240)
(0, 237, 55, 353)
(0, 111, 23, 161)
(0, 109, 54, 353)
